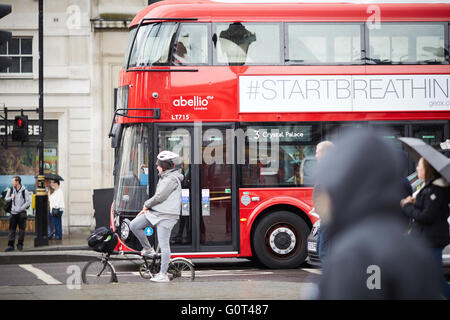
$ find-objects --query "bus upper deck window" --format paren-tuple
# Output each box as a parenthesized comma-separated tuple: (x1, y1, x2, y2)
(367, 23, 445, 64)
(172, 24, 209, 65)
(128, 23, 178, 67)
(215, 23, 281, 65)
(287, 23, 362, 64)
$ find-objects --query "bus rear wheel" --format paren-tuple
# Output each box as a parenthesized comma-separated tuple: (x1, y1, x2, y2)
(253, 211, 310, 269)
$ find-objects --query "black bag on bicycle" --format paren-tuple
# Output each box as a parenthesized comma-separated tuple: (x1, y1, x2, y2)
(87, 227, 118, 253)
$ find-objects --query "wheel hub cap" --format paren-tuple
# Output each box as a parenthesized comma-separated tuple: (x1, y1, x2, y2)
(269, 227, 296, 255)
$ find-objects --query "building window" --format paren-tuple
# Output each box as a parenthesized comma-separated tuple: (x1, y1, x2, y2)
(0, 37, 33, 73)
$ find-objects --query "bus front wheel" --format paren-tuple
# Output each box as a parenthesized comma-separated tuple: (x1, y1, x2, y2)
(253, 211, 310, 269)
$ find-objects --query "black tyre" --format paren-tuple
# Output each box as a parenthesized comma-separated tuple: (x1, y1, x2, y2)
(82, 258, 116, 284)
(253, 211, 310, 269)
(139, 262, 154, 279)
(167, 258, 195, 281)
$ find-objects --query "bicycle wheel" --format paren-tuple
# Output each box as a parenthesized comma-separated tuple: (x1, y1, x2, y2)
(139, 261, 154, 279)
(167, 258, 195, 282)
(82, 258, 116, 284)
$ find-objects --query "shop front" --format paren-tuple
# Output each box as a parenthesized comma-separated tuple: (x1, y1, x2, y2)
(0, 120, 58, 233)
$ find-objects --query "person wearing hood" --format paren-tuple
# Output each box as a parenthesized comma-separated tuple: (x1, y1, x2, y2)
(400, 156, 450, 299)
(316, 129, 442, 299)
(4, 176, 31, 252)
(130, 151, 184, 283)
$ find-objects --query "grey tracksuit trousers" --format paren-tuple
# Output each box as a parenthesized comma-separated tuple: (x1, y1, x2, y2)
(130, 214, 177, 274)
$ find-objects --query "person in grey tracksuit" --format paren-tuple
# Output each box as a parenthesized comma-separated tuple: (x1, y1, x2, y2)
(130, 151, 183, 282)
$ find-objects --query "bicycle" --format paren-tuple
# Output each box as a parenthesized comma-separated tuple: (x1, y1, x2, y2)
(82, 246, 195, 284)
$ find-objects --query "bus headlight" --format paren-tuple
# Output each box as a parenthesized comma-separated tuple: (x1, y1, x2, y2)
(120, 218, 131, 241)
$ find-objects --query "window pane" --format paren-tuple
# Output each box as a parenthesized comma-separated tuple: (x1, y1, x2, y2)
(200, 127, 232, 245)
(114, 125, 149, 213)
(239, 124, 319, 187)
(122, 28, 137, 68)
(0, 41, 7, 54)
(173, 24, 209, 65)
(22, 57, 32, 73)
(9, 38, 19, 55)
(21, 38, 32, 54)
(130, 22, 178, 67)
(158, 128, 192, 246)
(368, 24, 445, 64)
(216, 23, 281, 65)
(287, 24, 362, 64)
(412, 124, 445, 150)
(9, 57, 20, 72)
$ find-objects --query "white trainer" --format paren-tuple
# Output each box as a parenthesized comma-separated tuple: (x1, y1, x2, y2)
(151, 273, 170, 283)
(141, 248, 156, 258)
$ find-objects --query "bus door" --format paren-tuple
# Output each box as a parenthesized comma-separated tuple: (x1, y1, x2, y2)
(199, 124, 237, 253)
(411, 121, 450, 170)
(370, 121, 449, 173)
(368, 122, 407, 151)
(156, 124, 238, 254)
(411, 122, 449, 151)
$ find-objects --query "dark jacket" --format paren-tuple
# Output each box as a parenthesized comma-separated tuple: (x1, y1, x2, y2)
(316, 129, 442, 300)
(402, 177, 450, 248)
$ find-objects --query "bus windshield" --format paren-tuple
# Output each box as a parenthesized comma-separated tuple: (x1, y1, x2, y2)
(128, 22, 177, 67)
(114, 125, 149, 213)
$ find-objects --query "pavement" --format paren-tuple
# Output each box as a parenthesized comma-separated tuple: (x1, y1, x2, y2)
(0, 280, 317, 300)
(0, 230, 95, 265)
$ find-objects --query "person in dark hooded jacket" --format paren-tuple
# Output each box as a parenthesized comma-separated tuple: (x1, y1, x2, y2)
(400, 156, 450, 299)
(316, 129, 442, 300)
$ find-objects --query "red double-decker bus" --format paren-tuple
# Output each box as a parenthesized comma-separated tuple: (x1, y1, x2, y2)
(110, 0, 450, 268)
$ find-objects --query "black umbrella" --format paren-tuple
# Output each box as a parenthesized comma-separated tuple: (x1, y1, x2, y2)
(44, 173, 64, 181)
(398, 137, 450, 182)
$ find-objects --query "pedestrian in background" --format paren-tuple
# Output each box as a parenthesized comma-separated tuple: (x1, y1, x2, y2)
(46, 179, 55, 239)
(49, 180, 64, 240)
(313, 140, 334, 263)
(400, 157, 450, 299)
(316, 129, 442, 299)
(4, 176, 31, 252)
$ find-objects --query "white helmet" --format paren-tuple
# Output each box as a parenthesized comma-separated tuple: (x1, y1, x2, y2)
(157, 150, 179, 162)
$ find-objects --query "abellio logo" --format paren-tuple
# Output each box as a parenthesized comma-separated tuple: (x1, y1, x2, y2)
(172, 96, 213, 108)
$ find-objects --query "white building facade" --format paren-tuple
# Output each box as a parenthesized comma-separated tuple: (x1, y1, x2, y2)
(0, 0, 147, 234)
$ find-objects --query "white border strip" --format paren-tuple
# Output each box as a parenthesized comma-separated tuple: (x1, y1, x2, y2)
(172, 251, 239, 256)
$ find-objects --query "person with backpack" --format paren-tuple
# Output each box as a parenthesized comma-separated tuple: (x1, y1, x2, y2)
(4, 176, 31, 251)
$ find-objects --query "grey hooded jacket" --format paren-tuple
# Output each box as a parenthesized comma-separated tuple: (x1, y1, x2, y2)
(5, 184, 31, 215)
(144, 168, 184, 217)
